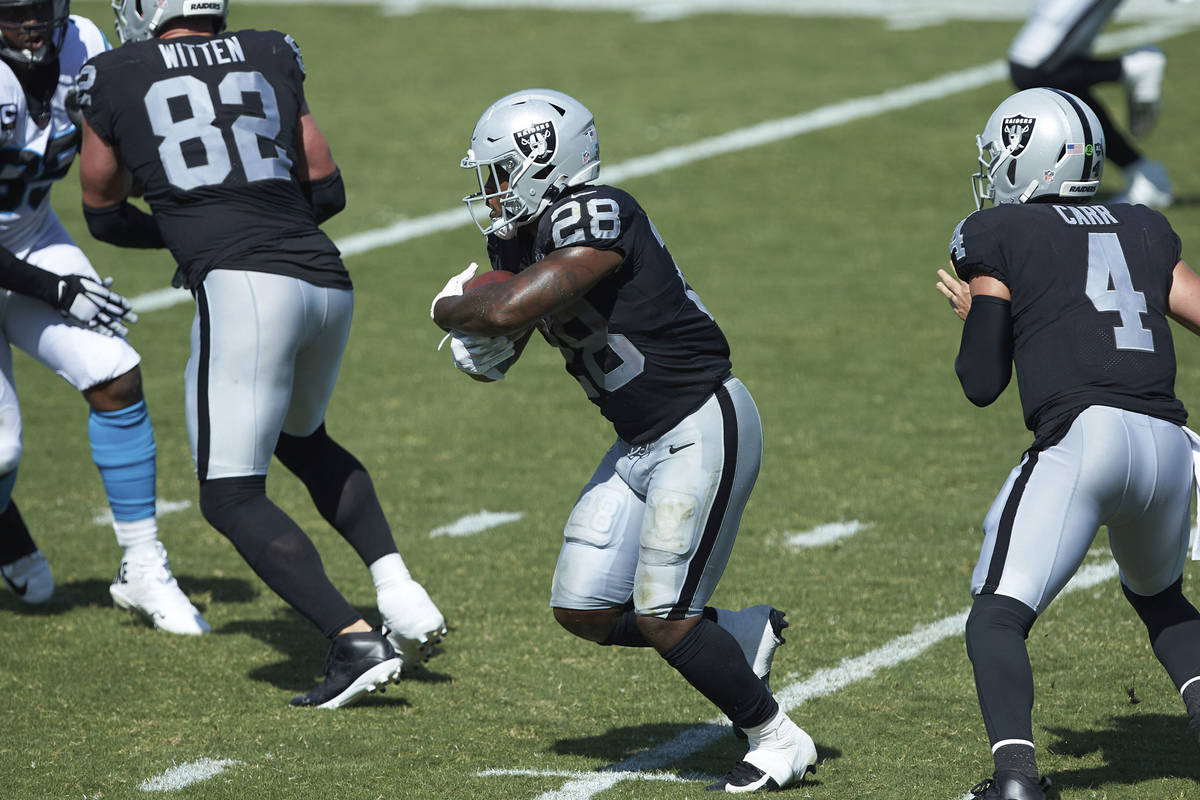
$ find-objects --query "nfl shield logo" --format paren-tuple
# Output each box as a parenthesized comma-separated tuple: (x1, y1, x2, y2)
(514, 121, 557, 165)
(1001, 115, 1035, 157)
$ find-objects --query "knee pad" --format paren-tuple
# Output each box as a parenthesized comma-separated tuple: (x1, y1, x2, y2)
(640, 487, 700, 566)
(965, 593, 1038, 661)
(564, 483, 628, 549)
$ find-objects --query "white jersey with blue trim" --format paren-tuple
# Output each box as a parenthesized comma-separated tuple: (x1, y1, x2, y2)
(0, 16, 108, 252)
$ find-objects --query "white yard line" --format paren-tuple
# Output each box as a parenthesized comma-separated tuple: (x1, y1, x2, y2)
(249, 0, 1200, 28)
(429, 510, 524, 537)
(91, 498, 192, 527)
(474, 559, 1119, 800)
(139, 759, 242, 792)
(786, 520, 868, 549)
(126, 19, 1193, 316)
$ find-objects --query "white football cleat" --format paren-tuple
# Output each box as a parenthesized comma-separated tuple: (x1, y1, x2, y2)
(378, 578, 447, 668)
(1, 550, 53, 604)
(109, 543, 210, 635)
(1113, 158, 1173, 208)
(1122, 45, 1166, 138)
(707, 710, 817, 793)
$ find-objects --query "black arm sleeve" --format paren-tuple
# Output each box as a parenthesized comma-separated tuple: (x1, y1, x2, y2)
(83, 201, 165, 249)
(300, 169, 346, 224)
(0, 246, 62, 307)
(955, 295, 1014, 407)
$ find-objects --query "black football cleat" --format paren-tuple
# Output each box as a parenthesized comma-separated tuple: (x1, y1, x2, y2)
(290, 631, 402, 709)
(969, 771, 1052, 800)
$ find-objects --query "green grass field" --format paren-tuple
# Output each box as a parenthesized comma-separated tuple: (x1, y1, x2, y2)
(2, 2, 1200, 798)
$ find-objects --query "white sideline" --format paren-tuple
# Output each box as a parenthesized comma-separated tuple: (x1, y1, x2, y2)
(475, 559, 1120, 799)
(139, 759, 241, 792)
(429, 510, 524, 537)
(126, 19, 1192, 317)
(786, 520, 868, 549)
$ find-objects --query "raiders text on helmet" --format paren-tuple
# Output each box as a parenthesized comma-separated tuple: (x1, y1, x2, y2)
(0, 0, 69, 64)
(111, 0, 229, 44)
(972, 88, 1105, 210)
(461, 88, 600, 240)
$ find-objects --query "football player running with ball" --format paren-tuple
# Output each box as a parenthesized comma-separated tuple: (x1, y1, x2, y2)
(937, 87, 1200, 800)
(0, 0, 207, 634)
(431, 89, 815, 793)
(75, 0, 446, 708)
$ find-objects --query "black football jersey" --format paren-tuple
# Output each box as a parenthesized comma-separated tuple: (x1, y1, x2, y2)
(488, 185, 732, 443)
(79, 30, 348, 291)
(950, 201, 1186, 449)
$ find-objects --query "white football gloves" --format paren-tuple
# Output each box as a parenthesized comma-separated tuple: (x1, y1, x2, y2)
(430, 262, 479, 320)
(440, 330, 514, 381)
(55, 275, 137, 337)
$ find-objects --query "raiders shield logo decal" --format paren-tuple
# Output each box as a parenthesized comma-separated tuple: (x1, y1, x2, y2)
(1001, 115, 1035, 157)
(514, 121, 557, 164)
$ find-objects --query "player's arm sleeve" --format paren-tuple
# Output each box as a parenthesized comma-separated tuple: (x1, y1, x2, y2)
(299, 167, 345, 224)
(954, 295, 1013, 406)
(83, 201, 165, 248)
(0, 246, 69, 307)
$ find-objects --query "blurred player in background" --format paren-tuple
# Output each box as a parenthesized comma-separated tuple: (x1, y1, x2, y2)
(432, 88, 815, 793)
(937, 87, 1200, 800)
(1007, 0, 1184, 207)
(76, 0, 447, 708)
(0, 0, 208, 635)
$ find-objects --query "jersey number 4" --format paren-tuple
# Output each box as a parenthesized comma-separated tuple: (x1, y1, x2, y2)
(1085, 231, 1154, 353)
(144, 72, 292, 191)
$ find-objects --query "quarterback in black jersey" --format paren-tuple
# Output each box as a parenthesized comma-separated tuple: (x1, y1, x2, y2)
(75, 0, 448, 709)
(432, 89, 815, 793)
(936, 88, 1200, 800)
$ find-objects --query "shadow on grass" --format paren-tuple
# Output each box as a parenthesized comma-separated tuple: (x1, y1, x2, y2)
(1044, 713, 1200, 790)
(217, 608, 453, 695)
(549, 721, 840, 787)
(0, 574, 255, 616)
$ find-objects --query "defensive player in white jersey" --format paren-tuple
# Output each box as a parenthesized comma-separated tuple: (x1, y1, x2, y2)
(432, 89, 815, 793)
(1006, 0, 1183, 207)
(0, 0, 207, 635)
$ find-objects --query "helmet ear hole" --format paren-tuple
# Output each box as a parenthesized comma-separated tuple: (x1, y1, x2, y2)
(531, 165, 555, 181)
(1007, 159, 1018, 185)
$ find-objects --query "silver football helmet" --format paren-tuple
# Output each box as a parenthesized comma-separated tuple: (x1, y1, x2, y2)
(462, 88, 600, 239)
(972, 88, 1105, 210)
(111, 0, 228, 44)
(0, 0, 69, 64)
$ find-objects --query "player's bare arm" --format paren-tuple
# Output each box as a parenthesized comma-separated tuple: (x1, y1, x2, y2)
(293, 99, 344, 223)
(433, 246, 622, 336)
(79, 118, 163, 249)
(295, 100, 337, 181)
(1167, 260, 1200, 337)
(79, 117, 129, 208)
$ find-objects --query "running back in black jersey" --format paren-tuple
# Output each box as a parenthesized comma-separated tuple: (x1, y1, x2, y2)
(78, 30, 346, 291)
(488, 184, 731, 443)
(950, 201, 1186, 448)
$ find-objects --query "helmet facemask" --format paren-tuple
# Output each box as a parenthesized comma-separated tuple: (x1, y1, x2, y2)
(0, 0, 69, 65)
(462, 151, 545, 241)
